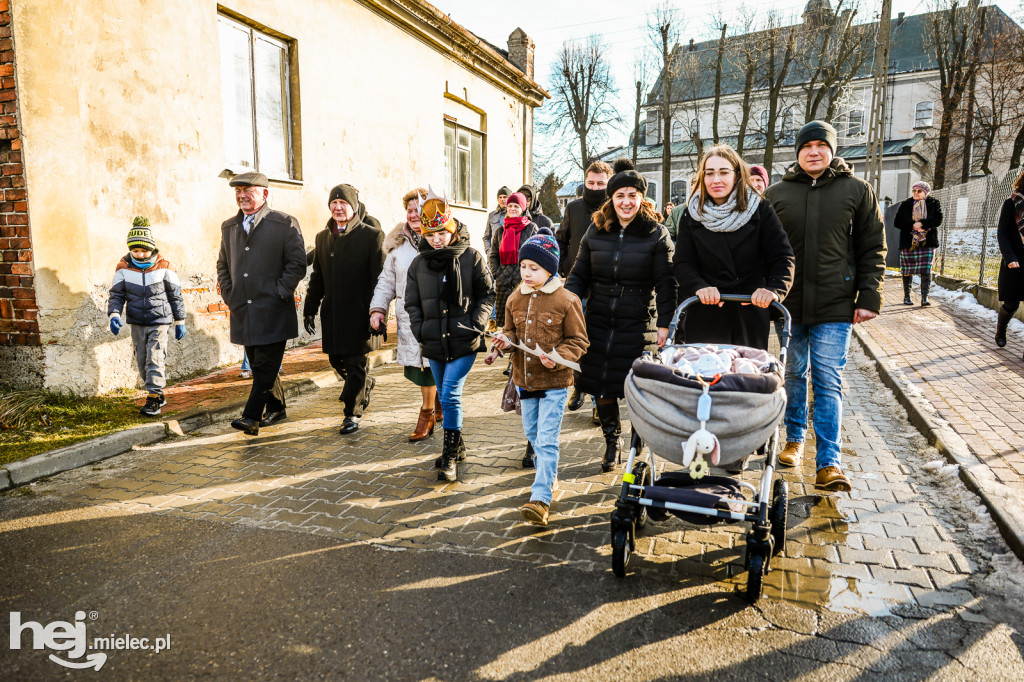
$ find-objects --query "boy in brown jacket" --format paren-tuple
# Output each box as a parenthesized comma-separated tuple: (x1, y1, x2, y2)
(487, 228, 589, 525)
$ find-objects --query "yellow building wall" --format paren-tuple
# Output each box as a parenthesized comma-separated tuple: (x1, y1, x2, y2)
(10, 0, 536, 394)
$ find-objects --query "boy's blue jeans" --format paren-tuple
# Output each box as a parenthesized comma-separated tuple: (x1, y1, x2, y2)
(520, 387, 569, 505)
(784, 322, 852, 471)
(427, 354, 476, 430)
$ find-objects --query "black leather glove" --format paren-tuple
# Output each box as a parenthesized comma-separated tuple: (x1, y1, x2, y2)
(303, 315, 316, 335)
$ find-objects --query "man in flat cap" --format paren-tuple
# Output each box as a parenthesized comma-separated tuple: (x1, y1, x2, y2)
(217, 172, 307, 436)
(304, 183, 385, 434)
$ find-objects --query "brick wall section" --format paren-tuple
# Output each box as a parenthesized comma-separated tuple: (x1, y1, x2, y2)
(0, 0, 38, 346)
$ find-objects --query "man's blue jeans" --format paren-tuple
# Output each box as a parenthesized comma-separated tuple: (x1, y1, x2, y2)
(520, 388, 569, 505)
(427, 354, 476, 430)
(784, 322, 852, 470)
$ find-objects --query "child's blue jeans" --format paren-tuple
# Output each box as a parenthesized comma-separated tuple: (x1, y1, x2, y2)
(520, 387, 569, 505)
(427, 354, 477, 430)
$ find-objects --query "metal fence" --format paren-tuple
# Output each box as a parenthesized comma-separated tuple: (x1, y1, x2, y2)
(930, 167, 1021, 287)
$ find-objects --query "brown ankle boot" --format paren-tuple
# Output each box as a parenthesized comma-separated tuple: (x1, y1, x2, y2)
(409, 408, 435, 442)
(778, 441, 804, 467)
(434, 394, 444, 425)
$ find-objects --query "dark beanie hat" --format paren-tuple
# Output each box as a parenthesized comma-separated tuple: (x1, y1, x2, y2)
(519, 227, 560, 276)
(127, 225, 156, 252)
(328, 183, 359, 208)
(795, 121, 837, 154)
(497, 185, 511, 198)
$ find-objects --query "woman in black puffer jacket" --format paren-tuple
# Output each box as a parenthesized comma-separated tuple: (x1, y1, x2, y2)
(406, 192, 495, 482)
(566, 160, 676, 472)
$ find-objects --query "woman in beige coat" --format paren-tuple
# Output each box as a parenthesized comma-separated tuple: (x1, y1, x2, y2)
(370, 188, 441, 441)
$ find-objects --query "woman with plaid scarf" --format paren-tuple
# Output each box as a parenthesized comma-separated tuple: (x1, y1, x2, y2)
(894, 181, 943, 307)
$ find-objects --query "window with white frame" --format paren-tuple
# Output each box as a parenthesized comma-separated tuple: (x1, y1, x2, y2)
(759, 109, 769, 130)
(847, 110, 864, 136)
(444, 119, 484, 208)
(690, 118, 700, 137)
(217, 14, 295, 179)
(671, 120, 683, 143)
(915, 101, 934, 128)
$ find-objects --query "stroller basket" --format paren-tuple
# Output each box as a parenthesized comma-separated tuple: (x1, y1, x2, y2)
(645, 472, 745, 525)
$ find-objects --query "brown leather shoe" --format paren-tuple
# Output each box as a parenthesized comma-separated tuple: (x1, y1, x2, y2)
(815, 466, 852, 492)
(409, 408, 435, 442)
(520, 500, 549, 526)
(778, 441, 804, 467)
(434, 394, 444, 426)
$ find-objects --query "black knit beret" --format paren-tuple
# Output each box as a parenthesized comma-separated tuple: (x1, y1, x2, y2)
(606, 170, 648, 197)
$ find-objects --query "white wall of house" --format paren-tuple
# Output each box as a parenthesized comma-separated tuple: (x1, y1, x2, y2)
(9, 0, 544, 394)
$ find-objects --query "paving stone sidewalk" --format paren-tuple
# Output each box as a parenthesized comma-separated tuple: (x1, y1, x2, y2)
(861, 278, 1024, 496)
(15, 347, 1014, 622)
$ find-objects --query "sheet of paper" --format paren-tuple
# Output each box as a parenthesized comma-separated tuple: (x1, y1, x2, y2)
(458, 323, 582, 372)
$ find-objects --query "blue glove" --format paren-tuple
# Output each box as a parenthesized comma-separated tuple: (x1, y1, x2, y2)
(174, 324, 187, 341)
(109, 317, 122, 335)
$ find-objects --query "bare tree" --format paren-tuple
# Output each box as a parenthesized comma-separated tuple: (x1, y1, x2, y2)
(542, 35, 619, 173)
(799, 0, 873, 121)
(728, 12, 762, 157)
(711, 19, 729, 144)
(926, 0, 987, 189)
(757, 12, 799, 173)
(969, 10, 1022, 175)
(650, 1, 680, 208)
(631, 49, 653, 167)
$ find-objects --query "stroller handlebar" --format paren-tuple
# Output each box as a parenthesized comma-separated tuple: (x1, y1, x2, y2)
(666, 294, 793, 354)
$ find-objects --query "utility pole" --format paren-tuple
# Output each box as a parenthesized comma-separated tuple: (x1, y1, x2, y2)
(866, 0, 892, 195)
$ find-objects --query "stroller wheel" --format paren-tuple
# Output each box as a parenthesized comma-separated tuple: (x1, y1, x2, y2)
(631, 461, 652, 531)
(769, 478, 788, 558)
(611, 528, 632, 577)
(746, 552, 765, 603)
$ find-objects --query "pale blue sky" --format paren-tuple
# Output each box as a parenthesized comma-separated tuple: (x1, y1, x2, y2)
(431, 0, 1020, 174)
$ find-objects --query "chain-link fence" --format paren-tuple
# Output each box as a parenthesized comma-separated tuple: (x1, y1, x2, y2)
(930, 167, 1021, 287)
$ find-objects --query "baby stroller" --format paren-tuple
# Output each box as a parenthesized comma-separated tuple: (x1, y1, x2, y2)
(612, 294, 791, 603)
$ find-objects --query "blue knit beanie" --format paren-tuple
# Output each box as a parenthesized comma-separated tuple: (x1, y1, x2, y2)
(519, 227, 560, 276)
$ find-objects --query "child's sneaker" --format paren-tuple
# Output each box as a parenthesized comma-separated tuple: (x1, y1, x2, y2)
(520, 500, 549, 526)
(139, 393, 166, 417)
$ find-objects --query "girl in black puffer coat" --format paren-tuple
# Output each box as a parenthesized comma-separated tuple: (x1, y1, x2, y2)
(406, 192, 495, 482)
(566, 161, 676, 472)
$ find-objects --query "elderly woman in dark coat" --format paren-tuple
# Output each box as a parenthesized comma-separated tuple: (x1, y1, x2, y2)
(995, 170, 1024, 351)
(673, 145, 794, 350)
(566, 159, 676, 472)
(894, 180, 943, 306)
(405, 190, 495, 482)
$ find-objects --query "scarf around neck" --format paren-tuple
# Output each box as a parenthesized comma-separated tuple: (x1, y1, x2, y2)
(499, 216, 530, 265)
(687, 187, 760, 233)
(1012, 193, 1024, 244)
(421, 237, 469, 305)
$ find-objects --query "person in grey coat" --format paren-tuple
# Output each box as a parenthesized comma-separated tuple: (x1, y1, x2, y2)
(217, 172, 306, 436)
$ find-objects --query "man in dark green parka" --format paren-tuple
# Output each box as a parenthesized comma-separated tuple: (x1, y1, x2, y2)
(764, 121, 886, 492)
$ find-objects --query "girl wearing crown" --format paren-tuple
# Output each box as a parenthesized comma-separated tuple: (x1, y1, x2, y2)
(405, 189, 496, 482)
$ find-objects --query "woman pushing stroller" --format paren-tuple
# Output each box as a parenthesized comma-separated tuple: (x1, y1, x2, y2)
(673, 145, 794, 350)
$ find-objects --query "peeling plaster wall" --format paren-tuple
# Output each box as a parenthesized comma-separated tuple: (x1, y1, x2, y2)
(10, 0, 536, 395)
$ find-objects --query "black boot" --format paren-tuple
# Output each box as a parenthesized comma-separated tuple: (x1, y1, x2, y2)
(434, 432, 467, 468)
(567, 388, 585, 411)
(522, 441, 535, 468)
(920, 276, 931, 307)
(996, 306, 1013, 347)
(902, 276, 913, 305)
(438, 429, 460, 482)
(595, 400, 621, 473)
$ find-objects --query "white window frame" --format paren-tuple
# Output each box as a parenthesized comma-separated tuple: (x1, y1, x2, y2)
(847, 110, 864, 137)
(671, 120, 684, 143)
(915, 101, 934, 129)
(444, 119, 485, 208)
(217, 14, 295, 180)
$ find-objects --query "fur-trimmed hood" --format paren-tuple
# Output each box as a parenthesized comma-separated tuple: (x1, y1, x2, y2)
(384, 222, 418, 255)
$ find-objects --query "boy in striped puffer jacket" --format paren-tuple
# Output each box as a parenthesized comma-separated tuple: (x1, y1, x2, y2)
(107, 219, 187, 416)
